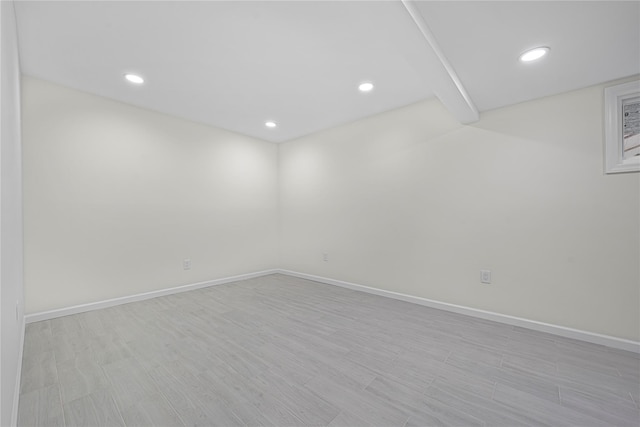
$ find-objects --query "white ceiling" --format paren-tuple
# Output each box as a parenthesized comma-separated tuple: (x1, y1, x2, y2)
(416, 1, 640, 112)
(14, 1, 640, 143)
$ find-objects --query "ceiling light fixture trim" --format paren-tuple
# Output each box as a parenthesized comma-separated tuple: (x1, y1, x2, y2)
(124, 73, 145, 84)
(358, 82, 374, 92)
(519, 46, 550, 62)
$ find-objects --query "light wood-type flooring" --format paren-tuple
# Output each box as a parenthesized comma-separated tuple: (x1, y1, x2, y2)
(18, 273, 640, 426)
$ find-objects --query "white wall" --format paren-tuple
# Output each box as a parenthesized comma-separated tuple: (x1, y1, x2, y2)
(22, 77, 279, 314)
(21, 71, 640, 343)
(0, 1, 24, 425)
(280, 78, 640, 342)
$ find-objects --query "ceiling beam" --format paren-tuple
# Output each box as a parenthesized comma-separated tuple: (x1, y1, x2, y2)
(401, 0, 479, 124)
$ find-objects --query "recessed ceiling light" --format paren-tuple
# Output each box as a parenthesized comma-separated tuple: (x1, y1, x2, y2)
(358, 82, 374, 92)
(124, 73, 144, 84)
(519, 47, 550, 62)
(265, 121, 277, 128)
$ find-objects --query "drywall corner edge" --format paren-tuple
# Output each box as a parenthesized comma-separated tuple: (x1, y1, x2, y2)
(11, 319, 25, 426)
(25, 270, 279, 323)
(277, 269, 640, 354)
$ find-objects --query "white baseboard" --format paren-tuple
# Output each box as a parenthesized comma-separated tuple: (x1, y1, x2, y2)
(23, 267, 640, 354)
(12, 317, 25, 427)
(277, 269, 640, 354)
(25, 269, 278, 324)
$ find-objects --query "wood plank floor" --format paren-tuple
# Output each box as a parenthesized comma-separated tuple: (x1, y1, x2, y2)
(18, 273, 640, 426)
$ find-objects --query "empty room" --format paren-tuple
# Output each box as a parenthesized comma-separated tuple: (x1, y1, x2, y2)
(1, 1, 639, 426)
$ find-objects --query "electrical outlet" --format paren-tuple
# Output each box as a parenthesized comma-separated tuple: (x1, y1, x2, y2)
(323, 253, 329, 262)
(183, 258, 192, 270)
(480, 270, 491, 284)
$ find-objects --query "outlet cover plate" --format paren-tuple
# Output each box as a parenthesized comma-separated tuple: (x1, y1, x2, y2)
(480, 270, 491, 284)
